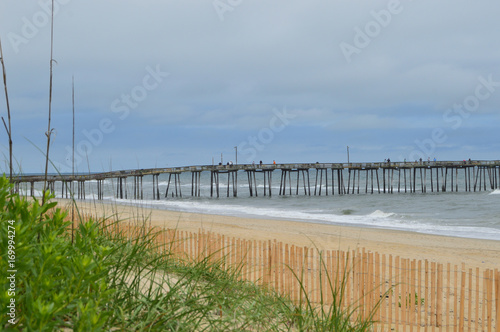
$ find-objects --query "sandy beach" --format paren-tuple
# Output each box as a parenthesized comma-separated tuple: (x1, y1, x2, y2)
(55, 198, 500, 270)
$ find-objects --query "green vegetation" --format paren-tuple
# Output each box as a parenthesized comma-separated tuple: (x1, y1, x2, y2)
(0, 175, 377, 331)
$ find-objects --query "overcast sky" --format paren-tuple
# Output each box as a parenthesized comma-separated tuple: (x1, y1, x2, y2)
(0, 0, 499, 174)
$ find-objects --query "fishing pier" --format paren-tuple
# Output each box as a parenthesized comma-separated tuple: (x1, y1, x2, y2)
(10, 160, 500, 200)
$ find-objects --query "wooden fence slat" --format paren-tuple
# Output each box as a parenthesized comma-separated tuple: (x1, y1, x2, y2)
(425, 260, 430, 331)
(437, 263, 443, 328)
(468, 268, 472, 331)
(298, 246, 304, 303)
(364, 249, 369, 321)
(257, 240, 262, 285)
(375, 252, 380, 324)
(313, 248, 317, 304)
(322, 250, 327, 304)
(388, 254, 393, 331)
(418, 260, 423, 330)
(245, 239, 250, 280)
(247, 240, 252, 281)
(236, 238, 241, 278)
(265, 240, 271, 286)
(273, 239, 278, 290)
(380, 253, 386, 330)
(333, 250, 337, 306)
(222, 234, 227, 270)
(273, 240, 277, 290)
(431, 261, 436, 330)
(371, 252, 376, 321)
(290, 245, 295, 302)
(483, 269, 487, 332)
(401, 258, 406, 327)
(454, 264, 458, 332)
(410, 259, 416, 332)
(304, 247, 309, 302)
(475, 267, 480, 332)
(284, 243, 290, 299)
(252, 240, 256, 283)
(459, 265, 466, 332)
(352, 250, 358, 321)
(315, 250, 320, 304)
(487, 269, 493, 332)
(446, 263, 450, 330)
(241, 239, 246, 281)
(325, 250, 332, 305)
(495, 269, 499, 332)
(495, 268, 500, 332)
(231, 237, 236, 272)
(407, 258, 411, 330)
(279, 241, 285, 296)
(366, 251, 371, 321)
(343, 250, 349, 309)
(291, 245, 296, 300)
(181, 230, 186, 260)
(395, 256, 400, 330)
(194, 231, 199, 262)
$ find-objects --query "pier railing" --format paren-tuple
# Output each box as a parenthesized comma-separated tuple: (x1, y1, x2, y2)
(110, 224, 499, 331)
(10, 160, 500, 182)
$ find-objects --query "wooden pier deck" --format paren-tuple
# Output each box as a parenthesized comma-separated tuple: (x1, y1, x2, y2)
(9, 160, 500, 200)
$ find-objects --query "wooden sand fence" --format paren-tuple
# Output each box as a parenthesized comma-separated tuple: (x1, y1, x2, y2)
(110, 223, 499, 331)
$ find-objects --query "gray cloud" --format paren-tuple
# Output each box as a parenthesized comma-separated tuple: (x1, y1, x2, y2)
(0, 0, 499, 172)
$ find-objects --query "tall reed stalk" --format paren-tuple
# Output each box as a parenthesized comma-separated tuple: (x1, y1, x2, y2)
(0, 36, 13, 182)
(42, 0, 55, 204)
(71, 76, 75, 243)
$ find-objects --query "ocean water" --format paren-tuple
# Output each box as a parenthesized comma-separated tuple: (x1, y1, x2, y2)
(23, 170, 500, 241)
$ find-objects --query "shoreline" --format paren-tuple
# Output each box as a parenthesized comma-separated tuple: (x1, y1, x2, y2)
(55, 198, 500, 269)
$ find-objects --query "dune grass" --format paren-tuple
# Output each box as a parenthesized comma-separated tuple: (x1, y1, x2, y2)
(0, 175, 379, 331)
